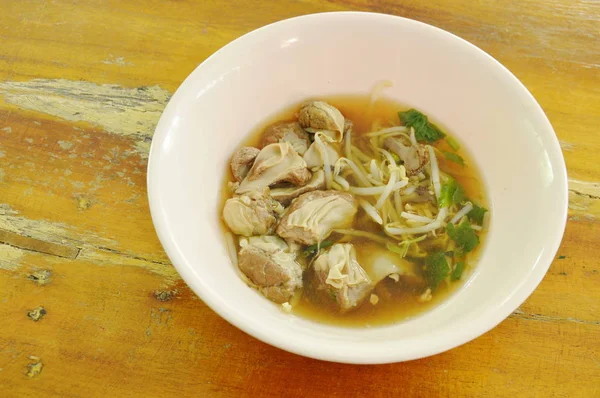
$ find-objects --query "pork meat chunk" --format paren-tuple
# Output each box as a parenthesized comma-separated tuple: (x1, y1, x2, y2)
(236, 142, 311, 194)
(312, 243, 372, 312)
(276, 190, 357, 245)
(238, 236, 303, 303)
(261, 121, 311, 156)
(223, 190, 279, 236)
(230, 146, 260, 182)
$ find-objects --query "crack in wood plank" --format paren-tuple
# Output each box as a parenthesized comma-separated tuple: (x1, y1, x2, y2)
(76, 246, 179, 282)
(90, 245, 171, 266)
(568, 179, 600, 221)
(569, 179, 600, 200)
(0, 228, 80, 258)
(0, 204, 176, 280)
(511, 308, 600, 326)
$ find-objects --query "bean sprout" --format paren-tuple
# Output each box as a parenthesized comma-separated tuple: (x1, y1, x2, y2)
(401, 212, 434, 223)
(450, 202, 473, 224)
(349, 180, 408, 195)
(359, 199, 383, 225)
(375, 168, 398, 209)
(428, 145, 441, 200)
(386, 208, 448, 235)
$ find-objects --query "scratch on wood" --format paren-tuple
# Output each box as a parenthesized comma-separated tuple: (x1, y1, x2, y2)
(568, 178, 600, 220)
(569, 179, 600, 199)
(559, 140, 574, 151)
(0, 79, 171, 159)
(511, 308, 600, 326)
(0, 203, 116, 252)
(0, 229, 80, 258)
(0, 204, 175, 279)
(77, 246, 179, 282)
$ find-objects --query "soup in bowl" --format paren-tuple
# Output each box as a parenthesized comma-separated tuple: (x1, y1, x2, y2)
(147, 12, 567, 363)
(221, 95, 489, 327)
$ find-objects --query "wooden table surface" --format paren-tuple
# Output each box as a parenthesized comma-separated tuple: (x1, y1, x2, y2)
(0, 1, 598, 396)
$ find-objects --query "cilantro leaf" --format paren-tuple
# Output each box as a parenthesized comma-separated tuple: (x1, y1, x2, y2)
(303, 240, 334, 257)
(451, 261, 465, 281)
(424, 252, 450, 290)
(447, 220, 480, 253)
(398, 109, 445, 143)
(468, 204, 487, 225)
(443, 151, 464, 166)
(438, 178, 465, 208)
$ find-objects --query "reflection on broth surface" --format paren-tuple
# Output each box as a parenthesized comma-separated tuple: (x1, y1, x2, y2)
(220, 95, 488, 327)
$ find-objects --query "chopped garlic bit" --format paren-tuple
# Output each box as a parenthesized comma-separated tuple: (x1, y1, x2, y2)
(418, 288, 432, 302)
(369, 294, 379, 305)
(281, 302, 292, 313)
(388, 273, 400, 282)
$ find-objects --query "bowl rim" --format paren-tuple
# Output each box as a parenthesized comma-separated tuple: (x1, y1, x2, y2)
(147, 11, 568, 364)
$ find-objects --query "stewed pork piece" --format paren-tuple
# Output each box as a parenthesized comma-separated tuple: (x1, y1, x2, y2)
(222, 189, 281, 237)
(230, 146, 260, 182)
(276, 190, 358, 245)
(236, 142, 311, 194)
(261, 121, 311, 156)
(298, 101, 345, 142)
(312, 243, 373, 312)
(238, 236, 303, 303)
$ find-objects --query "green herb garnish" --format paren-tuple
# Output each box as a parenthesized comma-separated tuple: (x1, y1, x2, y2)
(447, 220, 479, 253)
(439, 178, 465, 208)
(468, 204, 487, 225)
(451, 261, 465, 281)
(398, 109, 445, 143)
(303, 240, 334, 257)
(446, 135, 460, 151)
(443, 151, 464, 166)
(424, 252, 450, 290)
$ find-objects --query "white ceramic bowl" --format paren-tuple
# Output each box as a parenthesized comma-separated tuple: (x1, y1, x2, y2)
(147, 12, 568, 364)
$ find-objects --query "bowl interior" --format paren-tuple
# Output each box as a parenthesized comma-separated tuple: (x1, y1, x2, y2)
(148, 12, 567, 363)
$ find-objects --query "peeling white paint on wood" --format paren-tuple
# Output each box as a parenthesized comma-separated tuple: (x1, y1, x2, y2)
(102, 55, 133, 66)
(0, 204, 116, 248)
(0, 245, 24, 271)
(0, 79, 170, 158)
(569, 179, 600, 199)
(568, 178, 600, 220)
(0, 204, 176, 279)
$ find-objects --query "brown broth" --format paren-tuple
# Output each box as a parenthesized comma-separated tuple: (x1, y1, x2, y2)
(220, 95, 488, 327)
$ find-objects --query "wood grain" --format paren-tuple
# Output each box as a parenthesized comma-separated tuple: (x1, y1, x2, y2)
(0, 0, 598, 396)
